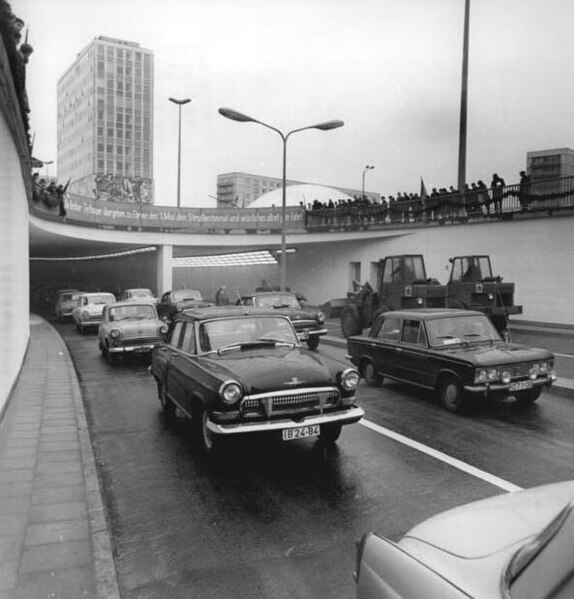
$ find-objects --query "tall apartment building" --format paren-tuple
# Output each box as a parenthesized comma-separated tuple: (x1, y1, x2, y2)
(57, 36, 154, 203)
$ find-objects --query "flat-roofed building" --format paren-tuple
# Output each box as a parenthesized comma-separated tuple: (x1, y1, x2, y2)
(57, 36, 154, 203)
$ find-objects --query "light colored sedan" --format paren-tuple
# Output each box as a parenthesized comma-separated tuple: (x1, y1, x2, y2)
(72, 292, 117, 333)
(354, 480, 574, 598)
(98, 301, 167, 365)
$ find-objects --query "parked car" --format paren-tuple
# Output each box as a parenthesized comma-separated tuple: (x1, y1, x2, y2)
(354, 479, 574, 599)
(119, 288, 158, 304)
(72, 292, 117, 333)
(54, 289, 80, 322)
(236, 291, 327, 350)
(346, 309, 555, 412)
(149, 307, 363, 454)
(98, 301, 168, 365)
(156, 289, 214, 322)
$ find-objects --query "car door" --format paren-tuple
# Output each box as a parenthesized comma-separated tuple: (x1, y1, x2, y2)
(396, 318, 434, 388)
(168, 321, 199, 415)
(157, 320, 184, 403)
(368, 315, 402, 379)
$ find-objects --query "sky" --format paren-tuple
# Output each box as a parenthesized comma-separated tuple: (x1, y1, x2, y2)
(13, 0, 574, 207)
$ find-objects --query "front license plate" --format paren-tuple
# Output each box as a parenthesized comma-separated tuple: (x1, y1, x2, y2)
(282, 425, 320, 441)
(509, 380, 534, 392)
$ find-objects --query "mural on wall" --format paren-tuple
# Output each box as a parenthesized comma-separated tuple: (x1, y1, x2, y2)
(93, 173, 153, 204)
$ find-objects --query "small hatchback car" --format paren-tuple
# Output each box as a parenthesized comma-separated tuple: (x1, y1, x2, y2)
(72, 292, 117, 333)
(98, 301, 167, 365)
(149, 307, 363, 454)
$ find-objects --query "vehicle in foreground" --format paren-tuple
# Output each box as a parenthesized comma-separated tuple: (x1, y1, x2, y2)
(72, 292, 117, 333)
(98, 301, 167, 365)
(346, 309, 555, 412)
(149, 307, 363, 454)
(236, 291, 327, 350)
(354, 479, 574, 598)
(119, 287, 158, 304)
(156, 289, 214, 321)
(55, 289, 80, 322)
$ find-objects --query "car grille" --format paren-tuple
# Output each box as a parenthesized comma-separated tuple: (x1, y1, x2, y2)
(292, 319, 317, 330)
(120, 329, 159, 342)
(505, 362, 546, 379)
(240, 387, 340, 418)
(118, 336, 159, 346)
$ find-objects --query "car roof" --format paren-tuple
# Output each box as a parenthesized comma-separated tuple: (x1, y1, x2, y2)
(177, 306, 292, 321)
(108, 301, 157, 309)
(378, 308, 486, 320)
(80, 292, 116, 298)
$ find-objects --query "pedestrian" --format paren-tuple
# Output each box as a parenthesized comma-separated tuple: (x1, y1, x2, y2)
(490, 173, 505, 216)
(215, 285, 229, 305)
(518, 170, 531, 210)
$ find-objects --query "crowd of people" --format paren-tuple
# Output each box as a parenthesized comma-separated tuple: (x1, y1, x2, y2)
(31, 173, 68, 217)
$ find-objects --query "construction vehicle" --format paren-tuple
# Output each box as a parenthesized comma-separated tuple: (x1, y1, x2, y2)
(340, 254, 447, 337)
(446, 255, 522, 337)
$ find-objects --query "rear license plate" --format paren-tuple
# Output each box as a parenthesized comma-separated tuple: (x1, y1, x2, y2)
(509, 380, 534, 392)
(282, 425, 320, 441)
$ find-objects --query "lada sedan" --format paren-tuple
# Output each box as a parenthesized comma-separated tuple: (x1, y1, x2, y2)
(98, 301, 168, 365)
(354, 480, 574, 598)
(149, 307, 363, 454)
(346, 309, 555, 412)
(72, 292, 117, 333)
(237, 291, 327, 350)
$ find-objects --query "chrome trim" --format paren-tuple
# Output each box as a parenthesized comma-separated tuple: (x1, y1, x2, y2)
(109, 343, 156, 353)
(245, 386, 338, 401)
(306, 328, 328, 336)
(464, 377, 553, 393)
(206, 405, 364, 435)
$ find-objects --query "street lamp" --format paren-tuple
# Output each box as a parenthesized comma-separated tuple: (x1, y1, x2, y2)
(362, 165, 374, 200)
(218, 107, 344, 291)
(169, 97, 191, 208)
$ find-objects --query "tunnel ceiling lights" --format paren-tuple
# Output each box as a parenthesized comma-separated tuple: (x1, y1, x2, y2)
(30, 246, 157, 262)
(173, 250, 282, 268)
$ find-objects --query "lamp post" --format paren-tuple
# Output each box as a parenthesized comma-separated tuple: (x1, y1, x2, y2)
(218, 107, 344, 291)
(169, 97, 191, 208)
(362, 165, 374, 200)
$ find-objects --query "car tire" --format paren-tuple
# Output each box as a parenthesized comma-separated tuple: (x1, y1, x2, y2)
(306, 336, 320, 351)
(159, 384, 176, 420)
(319, 423, 342, 444)
(341, 305, 363, 338)
(362, 360, 382, 387)
(515, 387, 542, 404)
(438, 376, 466, 412)
(100, 342, 108, 358)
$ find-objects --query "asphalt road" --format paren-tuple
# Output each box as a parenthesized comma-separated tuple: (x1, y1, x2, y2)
(56, 323, 574, 599)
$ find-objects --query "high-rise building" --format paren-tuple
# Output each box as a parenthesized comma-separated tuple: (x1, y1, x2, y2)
(57, 36, 154, 203)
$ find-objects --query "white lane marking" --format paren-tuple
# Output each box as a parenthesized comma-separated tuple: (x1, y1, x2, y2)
(360, 419, 523, 493)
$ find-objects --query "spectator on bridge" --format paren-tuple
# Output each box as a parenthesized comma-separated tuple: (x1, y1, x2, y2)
(519, 170, 531, 210)
(490, 173, 505, 215)
(56, 184, 67, 217)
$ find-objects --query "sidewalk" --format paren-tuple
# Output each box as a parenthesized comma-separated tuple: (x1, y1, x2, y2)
(0, 316, 119, 599)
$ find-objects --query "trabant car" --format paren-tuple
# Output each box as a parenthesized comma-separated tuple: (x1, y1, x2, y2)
(236, 291, 327, 350)
(346, 309, 555, 412)
(55, 289, 80, 322)
(72, 292, 117, 333)
(156, 289, 214, 322)
(98, 301, 167, 365)
(119, 288, 158, 304)
(354, 480, 574, 598)
(149, 307, 363, 454)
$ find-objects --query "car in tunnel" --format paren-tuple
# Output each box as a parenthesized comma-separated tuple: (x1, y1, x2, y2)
(119, 287, 158, 304)
(98, 301, 168, 365)
(72, 292, 117, 333)
(156, 289, 214, 322)
(354, 480, 574, 599)
(149, 307, 363, 454)
(54, 289, 80, 322)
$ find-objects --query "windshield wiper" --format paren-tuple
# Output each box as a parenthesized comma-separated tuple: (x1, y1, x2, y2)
(257, 336, 296, 346)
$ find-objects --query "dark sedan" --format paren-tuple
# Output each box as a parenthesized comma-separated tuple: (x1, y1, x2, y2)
(156, 289, 214, 322)
(236, 291, 327, 350)
(149, 307, 363, 454)
(347, 309, 555, 412)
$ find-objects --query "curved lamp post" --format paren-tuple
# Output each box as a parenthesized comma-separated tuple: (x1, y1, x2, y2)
(362, 165, 374, 200)
(169, 97, 191, 207)
(218, 107, 344, 291)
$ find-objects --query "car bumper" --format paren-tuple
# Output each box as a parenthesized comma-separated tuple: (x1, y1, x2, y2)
(108, 343, 157, 354)
(207, 405, 364, 436)
(296, 328, 328, 339)
(464, 375, 555, 394)
(78, 319, 101, 327)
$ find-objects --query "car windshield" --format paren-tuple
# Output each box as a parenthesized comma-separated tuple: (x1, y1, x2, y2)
(173, 289, 202, 302)
(129, 289, 153, 298)
(253, 293, 300, 309)
(426, 315, 500, 347)
(199, 316, 298, 352)
(87, 294, 116, 305)
(110, 305, 156, 321)
(61, 293, 79, 302)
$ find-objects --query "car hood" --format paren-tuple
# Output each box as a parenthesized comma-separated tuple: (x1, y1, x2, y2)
(176, 299, 214, 310)
(264, 306, 320, 321)
(199, 347, 335, 393)
(440, 342, 553, 365)
(398, 481, 574, 597)
(113, 319, 160, 334)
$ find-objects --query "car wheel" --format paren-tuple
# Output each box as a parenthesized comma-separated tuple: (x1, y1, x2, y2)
(306, 336, 320, 351)
(319, 423, 342, 444)
(438, 376, 465, 412)
(159, 384, 176, 420)
(198, 408, 218, 455)
(515, 387, 542, 404)
(362, 360, 382, 387)
(99, 342, 108, 358)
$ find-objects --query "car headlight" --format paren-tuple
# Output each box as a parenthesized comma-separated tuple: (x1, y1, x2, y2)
(487, 368, 499, 381)
(539, 362, 549, 374)
(159, 324, 168, 335)
(475, 368, 499, 384)
(340, 368, 360, 391)
(475, 369, 487, 383)
(219, 380, 243, 405)
(317, 311, 325, 325)
(501, 370, 512, 384)
(529, 364, 540, 379)
(110, 328, 121, 339)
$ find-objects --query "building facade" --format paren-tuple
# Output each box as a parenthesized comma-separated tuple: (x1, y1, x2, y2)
(57, 36, 154, 203)
(216, 172, 380, 208)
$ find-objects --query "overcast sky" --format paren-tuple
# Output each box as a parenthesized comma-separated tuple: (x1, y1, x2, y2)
(14, 0, 574, 207)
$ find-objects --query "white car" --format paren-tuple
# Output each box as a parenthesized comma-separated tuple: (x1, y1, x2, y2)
(354, 480, 574, 598)
(119, 288, 158, 304)
(54, 289, 80, 322)
(72, 292, 117, 333)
